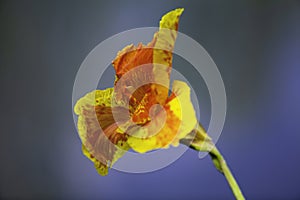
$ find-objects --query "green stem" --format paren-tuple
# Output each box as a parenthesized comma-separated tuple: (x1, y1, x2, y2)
(180, 124, 245, 200)
(209, 147, 245, 200)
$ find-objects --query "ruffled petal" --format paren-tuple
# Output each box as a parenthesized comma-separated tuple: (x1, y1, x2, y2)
(113, 43, 154, 81)
(74, 88, 130, 175)
(112, 8, 184, 124)
(126, 80, 197, 153)
(112, 8, 184, 79)
(127, 101, 181, 153)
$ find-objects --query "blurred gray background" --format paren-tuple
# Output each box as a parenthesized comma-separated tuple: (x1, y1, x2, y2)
(1, 0, 300, 199)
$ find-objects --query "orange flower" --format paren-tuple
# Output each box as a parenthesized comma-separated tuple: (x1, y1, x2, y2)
(74, 8, 197, 175)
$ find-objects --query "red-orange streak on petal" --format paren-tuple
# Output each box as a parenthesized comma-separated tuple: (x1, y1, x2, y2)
(113, 41, 155, 80)
(80, 105, 128, 165)
(154, 103, 181, 147)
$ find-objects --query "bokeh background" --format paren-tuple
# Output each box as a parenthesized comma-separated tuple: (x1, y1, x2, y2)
(1, 0, 300, 199)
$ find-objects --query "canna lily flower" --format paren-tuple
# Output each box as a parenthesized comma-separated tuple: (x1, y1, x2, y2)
(74, 8, 245, 200)
(74, 8, 197, 175)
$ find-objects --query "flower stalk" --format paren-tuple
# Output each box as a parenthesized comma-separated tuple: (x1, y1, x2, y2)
(180, 123, 245, 200)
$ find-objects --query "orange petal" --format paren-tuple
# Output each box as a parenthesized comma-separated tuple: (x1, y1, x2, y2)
(126, 100, 182, 153)
(112, 9, 184, 124)
(166, 80, 198, 145)
(113, 42, 155, 80)
(127, 80, 197, 153)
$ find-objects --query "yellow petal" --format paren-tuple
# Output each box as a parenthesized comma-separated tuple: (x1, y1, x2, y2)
(167, 80, 197, 145)
(74, 88, 130, 176)
(127, 136, 157, 154)
(74, 88, 114, 146)
(159, 8, 184, 30)
(152, 8, 184, 105)
(82, 145, 108, 176)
